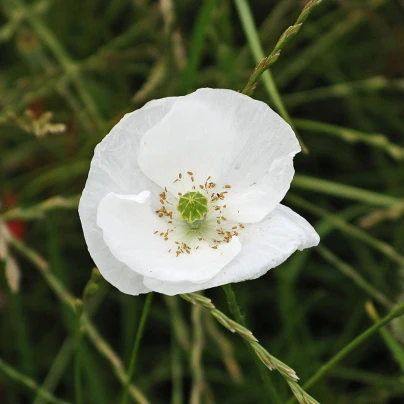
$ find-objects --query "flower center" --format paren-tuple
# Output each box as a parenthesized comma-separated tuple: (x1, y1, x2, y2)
(153, 172, 244, 257)
(177, 191, 208, 229)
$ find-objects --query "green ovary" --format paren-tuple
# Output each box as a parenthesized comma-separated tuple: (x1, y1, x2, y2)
(177, 191, 209, 229)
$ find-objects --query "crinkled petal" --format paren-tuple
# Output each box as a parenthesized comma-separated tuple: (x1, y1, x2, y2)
(97, 192, 242, 283)
(79, 97, 177, 295)
(142, 204, 319, 295)
(138, 88, 300, 223)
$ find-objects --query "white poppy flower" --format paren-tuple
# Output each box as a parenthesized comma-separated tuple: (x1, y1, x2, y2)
(79, 88, 319, 296)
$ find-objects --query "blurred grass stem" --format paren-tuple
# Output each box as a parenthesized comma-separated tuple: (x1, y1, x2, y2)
(0, 357, 71, 404)
(6, 233, 149, 404)
(234, 0, 322, 153)
(182, 292, 319, 404)
(292, 175, 400, 208)
(12, 0, 104, 131)
(222, 285, 282, 403)
(286, 301, 404, 402)
(190, 304, 204, 404)
(121, 293, 154, 404)
(365, 302, 404, 372)
(317, 245, 393, 309)
(287, 194, 404, 265)
(294, 118, 404, 160)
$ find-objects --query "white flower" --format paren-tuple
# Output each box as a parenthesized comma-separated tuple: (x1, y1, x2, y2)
(79, 88, 319, 296)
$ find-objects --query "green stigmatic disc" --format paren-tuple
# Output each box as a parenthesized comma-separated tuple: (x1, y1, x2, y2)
(177, 191, 209, 229)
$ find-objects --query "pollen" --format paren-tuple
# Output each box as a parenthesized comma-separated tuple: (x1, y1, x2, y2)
(155, 174, 241, 256)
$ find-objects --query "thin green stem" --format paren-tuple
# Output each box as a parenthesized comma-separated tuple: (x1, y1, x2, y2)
(284, 76, 403, 107)
(170, 324, 184, 404)
(165, 296, 191, 350)
(365, 302, 404, 373)
(34, 282, 108, 404)
(0, 357, 71, 404)
(317, 245, 393, 309)
(190, 304, 204, 404)
(238, 0, 321, 96)
(121, 293, 154, 404)
(33, 338, 75, 404)
(222, 285, 245, 324)
(287, 194, 404, 266)
(204, 310, 242, 383)
(181, 292, 319, 403)
(74, 314, 83, 404)
(0, 195, 80, 221)
(222, 285, 282, 404)
(285, 302, 404, 402)
(277, 0, 387, 86)
(294, 118, 404, 160)
(181, 0, 216, 94)
(6, 233, 149, 404)
(8, 291, 35, 377)
(84, 317, 149, 404)
(234, 0, 322, 153)
(232, 0, 298, 150)
(74, 349, 82, 404)
(292, 175, 400, 207)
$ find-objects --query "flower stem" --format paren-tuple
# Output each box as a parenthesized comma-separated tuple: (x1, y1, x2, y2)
(121, 293, 154, 404)
(222, 285, 282, 404)
(285, 301, 404, 403)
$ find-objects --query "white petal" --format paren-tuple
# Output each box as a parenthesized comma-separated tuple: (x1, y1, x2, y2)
(143, 204, 319, 295)
(97, 192, 242, 283)
(79, 97, 177, 295)
(138, 88, 300, 222)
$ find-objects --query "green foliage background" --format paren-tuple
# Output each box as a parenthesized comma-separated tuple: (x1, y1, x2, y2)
(1, 0, 404, 403)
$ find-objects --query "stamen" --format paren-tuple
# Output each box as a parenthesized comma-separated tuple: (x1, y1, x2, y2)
(154, 174, 242, 256)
